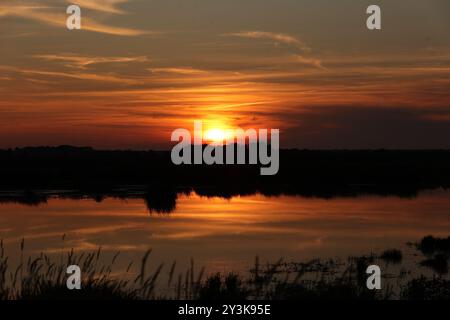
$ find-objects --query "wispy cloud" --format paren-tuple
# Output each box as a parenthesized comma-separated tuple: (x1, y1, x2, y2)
(0, 65, 140, 84)
(35, 54, 149, 69)
(0, 32, 36, 39)
(292, 54, 325, 69)
(224, 30, 325, 69)
(148, 67, 208, 75)
(0, 1, 151, 36)
(66, 0, 129, 14)
(224, 31, 311, 52)
(83, 19, 151, 36)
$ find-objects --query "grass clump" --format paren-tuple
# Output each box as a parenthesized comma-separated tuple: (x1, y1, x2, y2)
(417, 236, 450, 255)
(401, 277, 450, 300)
(416, 236, 449, 274)
(198, 273, 249, 301)
(1, 236, 449, 300)
(380, 249, 403, 264)
(420, 254, 448, 275)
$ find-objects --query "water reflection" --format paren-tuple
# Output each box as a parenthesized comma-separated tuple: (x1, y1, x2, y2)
(0, 184, 431, 215)
(0, 190, 449, 273)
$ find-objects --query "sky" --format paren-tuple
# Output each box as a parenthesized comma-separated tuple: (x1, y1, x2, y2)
(1, 0, 450, 149)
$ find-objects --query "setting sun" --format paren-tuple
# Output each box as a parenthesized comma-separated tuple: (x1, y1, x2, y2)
(204, 129, 229, 143)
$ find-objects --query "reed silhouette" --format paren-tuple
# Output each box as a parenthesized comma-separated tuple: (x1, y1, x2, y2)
(1, 236, 448, 300)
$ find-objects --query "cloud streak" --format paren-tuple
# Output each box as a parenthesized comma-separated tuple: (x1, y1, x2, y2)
(34, 54, 149, 69)
(66, 0, 129, 14)
(0, 1, 151, 36)
(0, 65, 140, 84)
(292, 54, 325, 69)
(225, 31, 311, 52)
(148, 67, 208, 75)
(224, 30, 325, 69)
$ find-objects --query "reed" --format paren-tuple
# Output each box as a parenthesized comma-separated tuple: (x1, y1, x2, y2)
(0, 236, 448, 300)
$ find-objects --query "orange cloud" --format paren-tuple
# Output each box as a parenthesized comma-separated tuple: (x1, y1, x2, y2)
(0, 1, 151, 36)
(34, 54, 149, 69)
(224, 30, 311, 52)
(67, 0, 129, 14)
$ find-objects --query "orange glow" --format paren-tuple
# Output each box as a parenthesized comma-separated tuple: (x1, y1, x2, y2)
(204, 128, 233, 143)
(204, 129, 226, 142)
(1, 191, 450, 273)
(200, 119, 235, 144)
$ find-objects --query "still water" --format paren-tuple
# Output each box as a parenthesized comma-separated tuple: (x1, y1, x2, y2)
(0, 189, 449, 274)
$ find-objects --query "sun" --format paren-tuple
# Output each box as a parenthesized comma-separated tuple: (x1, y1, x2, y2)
(204, 129, 228, 143)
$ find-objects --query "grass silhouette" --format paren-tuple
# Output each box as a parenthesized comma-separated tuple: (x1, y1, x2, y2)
(0, 236, 449, 300)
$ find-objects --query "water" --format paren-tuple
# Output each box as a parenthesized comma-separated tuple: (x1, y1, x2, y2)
(0, 189, 449, 275)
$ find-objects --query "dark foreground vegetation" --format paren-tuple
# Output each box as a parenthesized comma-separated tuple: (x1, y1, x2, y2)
(1, 146, 450, 212)
(1, 236, 449, 300)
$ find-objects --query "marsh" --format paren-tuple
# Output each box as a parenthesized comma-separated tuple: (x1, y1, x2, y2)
(1, 188, 449, 276)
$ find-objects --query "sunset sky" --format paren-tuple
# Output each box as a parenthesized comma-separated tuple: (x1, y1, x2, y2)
(1, 0, 450, 149)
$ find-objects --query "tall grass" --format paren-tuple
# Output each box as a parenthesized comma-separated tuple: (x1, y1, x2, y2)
(0, 238, 448, 300)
